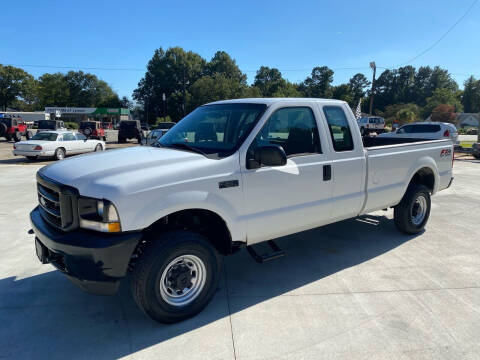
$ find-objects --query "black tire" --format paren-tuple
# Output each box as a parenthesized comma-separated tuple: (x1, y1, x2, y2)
(131, 230, 222, 323)
(94, 144, 102, 152)
(103, 136, 107, 142)
(13, 132, 22, 142)
(26, 156, 37, 161)
(118, 136, 125, 143)
(0, 123, 7, 136)
(84, 127, 92, 137)
(473, 153, 480, 160)
(54, 147, 65, 161)
(5, 134, 12, 141)
(394, 184, 431, 234)
(137, 136, 142, 144)
(26, 130, 33, 140)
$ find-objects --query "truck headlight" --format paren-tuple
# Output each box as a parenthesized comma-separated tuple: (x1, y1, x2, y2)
(78, 197, 121, 232)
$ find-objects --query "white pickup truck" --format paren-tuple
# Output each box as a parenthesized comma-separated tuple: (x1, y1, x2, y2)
(30, 98, 454, 323)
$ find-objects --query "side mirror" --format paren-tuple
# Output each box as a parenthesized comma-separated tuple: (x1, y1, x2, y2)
(247, 144, 287, 169)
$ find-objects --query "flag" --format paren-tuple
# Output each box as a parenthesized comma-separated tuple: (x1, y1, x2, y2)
(355, 99, 362, 119)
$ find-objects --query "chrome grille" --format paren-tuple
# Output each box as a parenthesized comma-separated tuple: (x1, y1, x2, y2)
(37, 182, 62, 228)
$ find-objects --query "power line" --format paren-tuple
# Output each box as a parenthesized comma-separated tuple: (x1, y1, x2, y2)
(397, 0, 479, 66)
(5, 64, 146, 71)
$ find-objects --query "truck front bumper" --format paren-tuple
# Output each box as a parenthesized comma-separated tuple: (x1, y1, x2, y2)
(30, 206, 142, 295)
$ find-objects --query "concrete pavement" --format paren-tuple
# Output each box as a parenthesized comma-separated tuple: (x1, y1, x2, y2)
(0, 160, 479, 359)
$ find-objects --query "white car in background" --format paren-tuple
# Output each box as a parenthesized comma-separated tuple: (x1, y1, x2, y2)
(13, 130, 105, 161)
(378, 122, 458, 142)
(357, 116, 385, 135)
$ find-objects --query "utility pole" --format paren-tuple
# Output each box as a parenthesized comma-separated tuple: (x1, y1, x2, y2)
(369, 61, 376, 116)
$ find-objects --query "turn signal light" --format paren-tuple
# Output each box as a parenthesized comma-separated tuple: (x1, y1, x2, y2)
(34, 145, 42, 150)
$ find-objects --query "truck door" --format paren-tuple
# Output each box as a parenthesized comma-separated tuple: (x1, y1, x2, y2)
(241, 105, 333, 245)
(320, 104, 366, 220)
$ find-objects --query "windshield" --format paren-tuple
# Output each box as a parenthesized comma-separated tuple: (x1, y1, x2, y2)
(158, 103, 267, 158)
(38, 120, 56, 129)
(120, 121, 137, 128)
(31, 132, 58, 141)
(80, 122, 96, 129)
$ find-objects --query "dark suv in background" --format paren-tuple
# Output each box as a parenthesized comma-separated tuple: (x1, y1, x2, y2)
(79, 121, 106, 140)
(118, 120, 142, 143)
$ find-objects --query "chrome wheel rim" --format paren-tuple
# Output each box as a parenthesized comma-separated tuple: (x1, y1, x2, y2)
(95, 144, 101, 151)
(57, 150, 64, 159)
(159, 254, 206, 307)
(411, 195, 427, 225)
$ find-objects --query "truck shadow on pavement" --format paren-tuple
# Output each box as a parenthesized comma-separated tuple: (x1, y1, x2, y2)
(0, 214, 420, 359)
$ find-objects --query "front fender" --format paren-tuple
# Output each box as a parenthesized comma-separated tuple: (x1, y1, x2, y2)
(120, 190, 245, 242)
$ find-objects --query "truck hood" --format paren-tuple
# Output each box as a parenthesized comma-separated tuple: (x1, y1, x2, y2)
(39, 146, 211, 197)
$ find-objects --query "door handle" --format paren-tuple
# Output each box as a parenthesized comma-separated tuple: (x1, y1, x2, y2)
(323, 165, 331, 181)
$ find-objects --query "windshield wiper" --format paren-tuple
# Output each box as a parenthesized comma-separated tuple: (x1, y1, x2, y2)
(164, 142, 206, 156)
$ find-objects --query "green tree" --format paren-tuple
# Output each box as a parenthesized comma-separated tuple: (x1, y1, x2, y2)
(206, 51, 247, 84)
(0, 64, 35, 111)
(332, 84, 353, 105)
(253, 66, 300, 97)
(462, 76, 480, 113)
(423, 88, 463, 118)
(37, 73, 70, 108)
(298, 66, 334, 98)
(348, 73, 370, 103)
(133, 47, 206, 122)
(190, 74, 249, 108)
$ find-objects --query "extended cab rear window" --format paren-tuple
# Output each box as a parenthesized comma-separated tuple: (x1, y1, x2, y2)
(323, 106, 354, 152)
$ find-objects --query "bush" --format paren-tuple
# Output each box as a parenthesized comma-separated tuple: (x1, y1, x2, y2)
(65, 121, 78, 130)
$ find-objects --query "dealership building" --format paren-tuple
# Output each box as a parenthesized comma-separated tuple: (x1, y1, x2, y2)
(45, 107, 130, 126)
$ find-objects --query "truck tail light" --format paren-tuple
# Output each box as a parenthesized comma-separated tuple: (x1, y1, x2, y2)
(34, 145, 42, 150)
(443, 130, 450, 137)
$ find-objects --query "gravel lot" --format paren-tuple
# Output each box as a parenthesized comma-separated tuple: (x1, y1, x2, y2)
(0, 151, 479, 359)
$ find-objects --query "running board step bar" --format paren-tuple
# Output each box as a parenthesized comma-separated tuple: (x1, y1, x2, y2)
(246, 240, 285, 263)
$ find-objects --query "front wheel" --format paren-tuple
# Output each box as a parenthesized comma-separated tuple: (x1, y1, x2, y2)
(54, 148, 65, 161)
(94, 144, 102, 152)
(26, 130, 33, 140)
(394, 184, 431, 234)
(131, 230, 221, 323)
(13, 132, 22, 142)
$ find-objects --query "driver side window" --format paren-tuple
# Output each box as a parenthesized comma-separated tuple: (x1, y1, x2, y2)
(248, 107, 321, 159)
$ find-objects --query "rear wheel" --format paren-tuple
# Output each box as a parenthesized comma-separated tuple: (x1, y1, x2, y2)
(131, 230, 221, 323)
(54, 148, 65, 161)
(118, 136, 125, 143)
(5, 134, 12, 141)
(103, 136, 107, 142)
(26, 130, 33, 140)
(137, 136, 142, 144)
(394, 184, 431, 234)
(13, 132, 22, 142)
(94, 144, 102, 152)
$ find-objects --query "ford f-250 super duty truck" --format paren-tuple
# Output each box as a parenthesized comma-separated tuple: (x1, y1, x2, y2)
(30, 98, 454, 323)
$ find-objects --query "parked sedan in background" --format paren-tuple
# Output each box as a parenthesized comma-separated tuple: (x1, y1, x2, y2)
(13, 130, 105, 161)
(378, 122, 458, 142)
